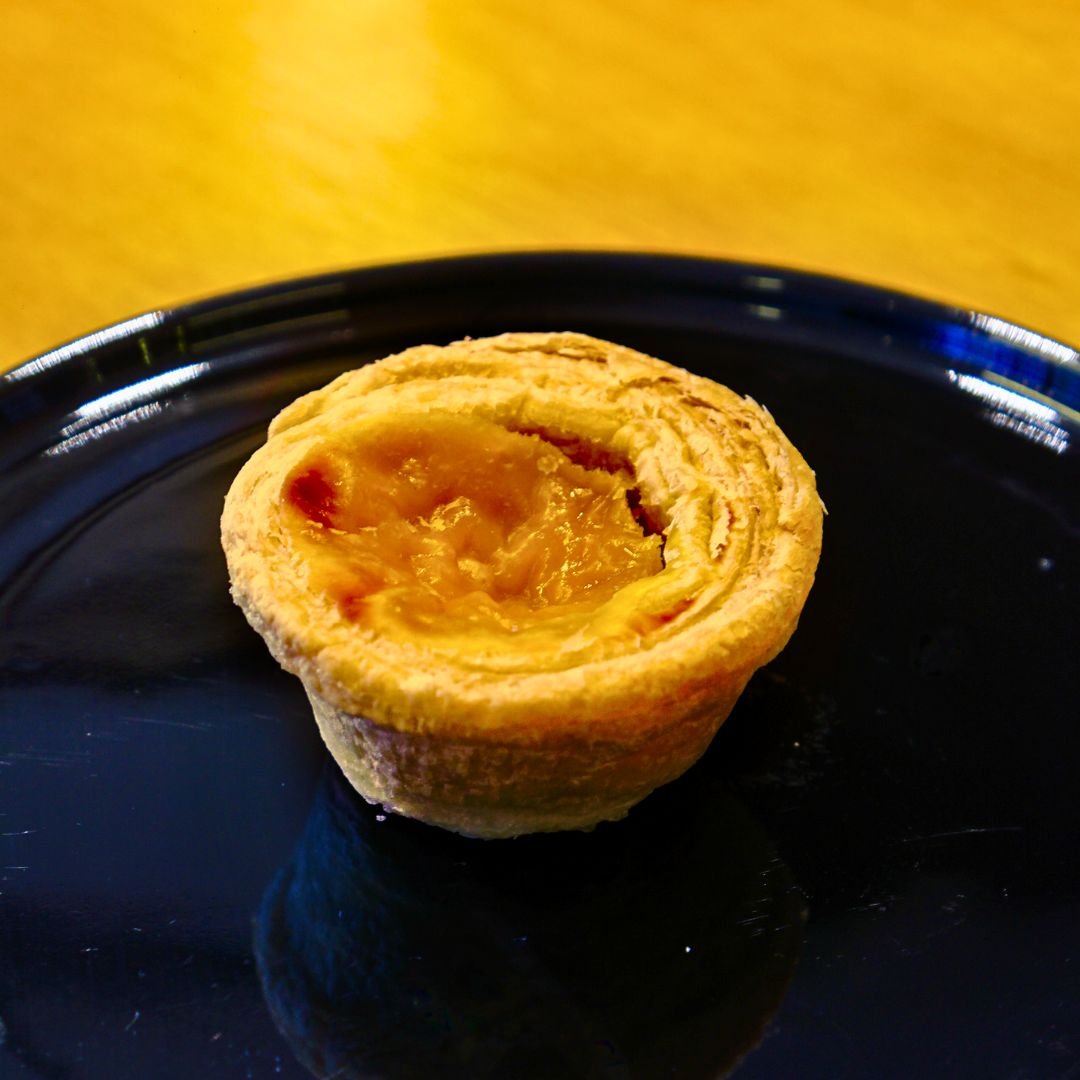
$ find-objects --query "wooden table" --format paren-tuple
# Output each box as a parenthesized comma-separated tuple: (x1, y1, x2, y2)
(3, 0, 1078, 372)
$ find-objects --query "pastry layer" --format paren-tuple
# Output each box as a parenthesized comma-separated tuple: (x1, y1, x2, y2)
(221, 332, 823, 833)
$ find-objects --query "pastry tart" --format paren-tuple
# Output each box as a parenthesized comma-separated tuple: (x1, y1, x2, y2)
(221, 332, 823, 838)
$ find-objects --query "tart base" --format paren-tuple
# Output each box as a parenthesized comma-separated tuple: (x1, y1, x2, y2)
(306, 682, 749, 839)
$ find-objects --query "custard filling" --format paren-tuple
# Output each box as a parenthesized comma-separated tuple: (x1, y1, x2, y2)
(281, 413, 667, 642)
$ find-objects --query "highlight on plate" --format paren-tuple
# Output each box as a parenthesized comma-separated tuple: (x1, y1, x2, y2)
(221, 332, 823, 838)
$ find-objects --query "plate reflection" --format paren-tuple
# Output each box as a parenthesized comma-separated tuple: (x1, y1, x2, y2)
(255, 762, 805, 1079)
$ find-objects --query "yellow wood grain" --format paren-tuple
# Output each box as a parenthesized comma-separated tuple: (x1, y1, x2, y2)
(2, 0, 1078, 370)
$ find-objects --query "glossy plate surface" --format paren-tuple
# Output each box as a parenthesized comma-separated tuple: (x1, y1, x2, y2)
(2, 254, 1078, 1079)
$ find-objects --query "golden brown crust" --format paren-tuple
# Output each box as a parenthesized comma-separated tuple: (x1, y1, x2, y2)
(221, 332, 823, 837)
(305, 680, 748, 840)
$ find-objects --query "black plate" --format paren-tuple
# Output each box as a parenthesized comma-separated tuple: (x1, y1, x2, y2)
(2, 253, 1078, 1080)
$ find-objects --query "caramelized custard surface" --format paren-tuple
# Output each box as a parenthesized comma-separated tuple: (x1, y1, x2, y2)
(282, 413, 663, 641)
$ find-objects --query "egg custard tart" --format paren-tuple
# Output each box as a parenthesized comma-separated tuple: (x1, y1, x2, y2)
(221, 332, 823, 838)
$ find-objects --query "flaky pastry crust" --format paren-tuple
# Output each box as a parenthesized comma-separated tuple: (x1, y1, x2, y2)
(221, 332, 823, 837)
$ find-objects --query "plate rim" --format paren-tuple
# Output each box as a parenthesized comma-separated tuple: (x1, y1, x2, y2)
(2, 252, 1078, 429)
